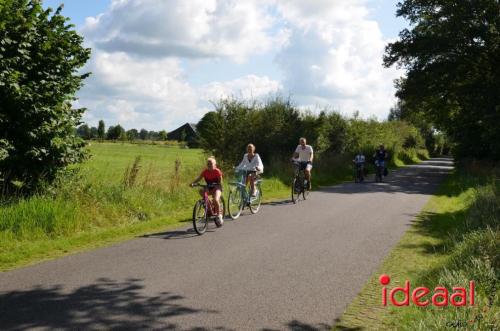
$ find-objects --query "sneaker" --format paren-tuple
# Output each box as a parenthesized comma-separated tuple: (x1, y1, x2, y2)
(251, 189, 258, 197)
(215, 214, 224, 227)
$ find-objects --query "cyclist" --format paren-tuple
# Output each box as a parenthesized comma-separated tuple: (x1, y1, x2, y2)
(236, 143, 264, 197)
(190, 157, 224, 227)
(292, 137, 313, 190)
(352, 151, 366, 181)
(373, 144, 389, 179)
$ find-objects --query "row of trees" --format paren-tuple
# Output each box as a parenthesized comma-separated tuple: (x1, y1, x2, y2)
(76, 121, 168, 141)
(197, 98, 432, 169)
(384, 0, 500, 160)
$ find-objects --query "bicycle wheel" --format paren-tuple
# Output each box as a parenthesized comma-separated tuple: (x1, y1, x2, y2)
(228, 187, 243, 219)
(219, 196, 226, 218)
(302, 182, 310, 200)
(291, 177, 302, 204)
(249, 184, 262, 214)
(193, 200, 208, 235)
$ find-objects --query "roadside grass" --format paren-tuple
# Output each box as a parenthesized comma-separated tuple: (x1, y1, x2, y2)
(0, 142, 427, 271)
(334, 166, 499, 330)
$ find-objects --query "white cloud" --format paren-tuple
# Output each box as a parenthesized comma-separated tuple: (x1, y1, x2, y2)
(200, 75, 282, 101)
(80, 51, 201, 130)
(76, 0, 401, 130)
(272, 0, 400, 118)
(82, 0, 287, 62)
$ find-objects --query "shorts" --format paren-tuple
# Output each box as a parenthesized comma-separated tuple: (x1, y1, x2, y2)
(207, 184, 223, 194)
(298, 161, 313, 171)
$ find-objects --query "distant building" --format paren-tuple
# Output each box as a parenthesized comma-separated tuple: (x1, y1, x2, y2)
(167, 123, 198, 147)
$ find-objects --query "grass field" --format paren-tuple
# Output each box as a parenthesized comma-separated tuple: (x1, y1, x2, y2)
(334, 166, 499, 330)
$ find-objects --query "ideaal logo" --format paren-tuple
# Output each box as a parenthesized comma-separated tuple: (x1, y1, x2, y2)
(379, 274, 475, 307)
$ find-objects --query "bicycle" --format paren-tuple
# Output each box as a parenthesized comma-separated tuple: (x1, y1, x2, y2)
(291, 161, 311, 204)
(227, 168, 263, 219)
(374, 160, 384, 182)
(191, 183, 226, 235)
(353, 163, 365, 183)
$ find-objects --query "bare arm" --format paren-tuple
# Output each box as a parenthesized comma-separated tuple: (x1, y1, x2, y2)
(191, 174, 203, 186)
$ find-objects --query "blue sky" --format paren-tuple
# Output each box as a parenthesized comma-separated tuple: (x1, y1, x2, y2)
(43, 0, 407, 131)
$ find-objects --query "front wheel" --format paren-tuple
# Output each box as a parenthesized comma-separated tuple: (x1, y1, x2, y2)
(249, 185, 262, 214)
(302, 182, 310, 200)
(193, 200, 207, 235)
(291, 177, 302, 204)
(228, 187, 243, 219)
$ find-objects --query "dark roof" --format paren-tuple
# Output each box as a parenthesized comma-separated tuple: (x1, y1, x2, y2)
(167, 123, 198, 141)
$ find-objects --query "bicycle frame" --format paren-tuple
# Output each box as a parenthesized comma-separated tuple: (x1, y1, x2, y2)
(232, 169, 260, 205)
(292, 162, 306, 193)
(195, 184, 220, 217)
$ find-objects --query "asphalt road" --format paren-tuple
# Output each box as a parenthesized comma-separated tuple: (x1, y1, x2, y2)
(0, 158, 453, 331)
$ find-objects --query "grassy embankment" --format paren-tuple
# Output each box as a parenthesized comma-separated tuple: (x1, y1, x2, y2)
(0, 142, 428, 271)
(334, 164, 499, 330)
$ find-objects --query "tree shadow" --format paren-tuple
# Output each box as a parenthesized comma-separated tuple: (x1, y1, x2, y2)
(317, 159, 454, 196)
(261, 319, 332, 331)
(0, 278, 219, 330)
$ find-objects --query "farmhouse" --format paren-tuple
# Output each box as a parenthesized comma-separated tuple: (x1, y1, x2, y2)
(167, 123, 198, 147)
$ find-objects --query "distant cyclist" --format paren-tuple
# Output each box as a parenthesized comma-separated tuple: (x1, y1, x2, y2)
(373, 145, 389, 178)
(236, 143, 264, 197)
(190, 157, 224, 227)
(292, 137, 313, 190)
(353, 151, 366, 181)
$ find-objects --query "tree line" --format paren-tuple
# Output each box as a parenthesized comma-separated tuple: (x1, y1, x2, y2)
(76, 120, 169, 141)
(196, 98, 437, 171)
(384, 0, 500, 160)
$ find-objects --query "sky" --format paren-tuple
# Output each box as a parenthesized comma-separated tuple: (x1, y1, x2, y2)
(43, 0, 407, 131)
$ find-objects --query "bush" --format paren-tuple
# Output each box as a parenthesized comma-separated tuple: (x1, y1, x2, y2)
(197, 97, 428, 171)
(0, 1, 90, 194)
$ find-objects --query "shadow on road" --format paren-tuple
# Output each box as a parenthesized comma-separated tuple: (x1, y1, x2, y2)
(142, 228, 200, 240)
(317, 158, 454, 196)
(261, 320, 333, 331)
(0, 278, 220, 330)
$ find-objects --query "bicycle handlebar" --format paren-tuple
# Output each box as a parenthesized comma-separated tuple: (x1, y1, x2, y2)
(191, 183, 220, 188)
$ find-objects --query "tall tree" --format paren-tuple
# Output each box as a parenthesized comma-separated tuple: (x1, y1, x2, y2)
(158, 130, 168, 141)
(126, 129, 138, 140)
(139, 129, 148, 140)
(77, 124, 91, 140)
(97, 120, 105, 140)
(0, 0, 91, 192)
(384, 0, 500, 159)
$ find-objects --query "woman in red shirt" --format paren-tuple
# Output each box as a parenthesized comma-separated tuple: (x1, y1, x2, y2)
(190, 157, 224, 227)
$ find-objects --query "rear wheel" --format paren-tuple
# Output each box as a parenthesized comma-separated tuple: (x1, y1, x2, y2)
(249, 184, 262, 214)
(192, 200, 207, 235)
(228, 187, 243, 219)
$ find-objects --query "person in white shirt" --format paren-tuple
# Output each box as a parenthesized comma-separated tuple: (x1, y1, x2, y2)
(352, 151, 366, 181)
(236, 143, 264, 196)
(292, 137, 313, 190)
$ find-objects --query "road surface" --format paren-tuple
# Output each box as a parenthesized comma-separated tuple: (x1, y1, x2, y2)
(0, 158, 453, 330)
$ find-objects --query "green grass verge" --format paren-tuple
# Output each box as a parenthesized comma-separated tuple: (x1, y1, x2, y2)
(334, 169, 499, 330)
